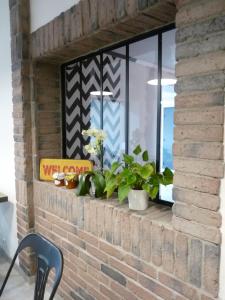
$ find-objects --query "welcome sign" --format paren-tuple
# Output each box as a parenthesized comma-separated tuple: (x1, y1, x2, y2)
(40, 159, 93, 181)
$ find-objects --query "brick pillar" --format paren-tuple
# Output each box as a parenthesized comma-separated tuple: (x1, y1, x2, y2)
(173, 0, 225, 297)
(9, 0, 35, 274)
(32, 62, 61, 177)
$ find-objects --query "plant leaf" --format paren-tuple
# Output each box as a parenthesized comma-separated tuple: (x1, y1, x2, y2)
(104, 176, 117, 198)
(118, 184, 131, 203)
(76, 174, 91, 196)
(139, 164, 154, 179)
(142, 183, 151, 194)
(127, 174, 136, 185)
(123, 154, 134, 165)
(162, 168, 174, 185)
(92, 172, 106, 198)
(142, 150, 149, 161)
(110, 161, 121, 173)
(133, 145, 142, 155)
(149, 186, 159, 199)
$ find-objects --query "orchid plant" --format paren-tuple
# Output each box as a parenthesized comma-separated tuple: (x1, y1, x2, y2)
(76, 128, 107, 198)
(82, 128, 107, 168)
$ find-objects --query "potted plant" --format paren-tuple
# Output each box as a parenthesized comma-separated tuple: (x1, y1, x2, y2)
(82, 128, 107, 169)
(65, 173, 79, 189)
(76, 171, 106, 198)
(76, 128, 107, 198)
(104, 145, 173, 210)
(52, 172, 65, 187)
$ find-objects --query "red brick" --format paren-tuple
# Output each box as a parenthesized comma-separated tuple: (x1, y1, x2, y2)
(121, 209, 131, 251)
(127, 280, 158, 300)
(99, 240, 124, 260)
(162, 228, 174, 273)
(173, 172, 220, 195)
(79, 250, 101, 270)
(139, 274, 174, 299)
(159, 272, 199, 299)
(109, 257, 137, 280)
(176, 0, 225, 26)
(100, 284, 121, 300)
(111, 281, 137, 300)
(112, 206, 122, 246)
(130, 214, 141, 256)
(140, 217, 151, 262)
(175, 234, 188, 281)
(203, 244, 220, 297)
(151, 223, 163, 266)
(124, 254, 157, 279)
(86, 244, 108, 263)
(173, 216, 221, 244)
(78, 229, 99, 247)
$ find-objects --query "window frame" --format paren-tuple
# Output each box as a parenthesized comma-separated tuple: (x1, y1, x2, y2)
(61, 23, 175, 207)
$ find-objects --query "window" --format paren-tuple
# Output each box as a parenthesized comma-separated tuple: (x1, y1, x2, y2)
(62, 25, 176, 202)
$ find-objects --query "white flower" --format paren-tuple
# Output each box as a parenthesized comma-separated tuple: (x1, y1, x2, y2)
(96, 130, 107, 141)
(82, 128, 106, 140)
(82, 130, 88, 136)
(84, 144, 97, 155)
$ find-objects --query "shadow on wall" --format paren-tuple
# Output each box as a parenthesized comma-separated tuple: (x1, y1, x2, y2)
(0, 202, 17, 258)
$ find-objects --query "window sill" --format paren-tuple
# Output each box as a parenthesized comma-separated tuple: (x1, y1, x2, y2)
(34, 180, 172, 227)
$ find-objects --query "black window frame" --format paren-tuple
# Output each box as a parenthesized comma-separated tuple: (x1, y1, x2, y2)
(61, 23, 175, 207)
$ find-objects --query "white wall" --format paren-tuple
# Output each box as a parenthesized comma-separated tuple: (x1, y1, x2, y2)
(0, 0, 17, 258)
(30, 0, 80, 32)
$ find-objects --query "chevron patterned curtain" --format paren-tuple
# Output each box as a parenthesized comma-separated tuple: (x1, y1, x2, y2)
(102, 53, 125, 168)
(64, 53, 125, 167)
(65, 62, 81, 159)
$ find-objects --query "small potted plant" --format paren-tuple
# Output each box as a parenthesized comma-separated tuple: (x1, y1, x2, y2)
(65, 173, 78, 189)
(82, 128, 106, 170)
(52, 172, 65, 187)
(104, 145, 173, 210)
(76, 128, 107, 198)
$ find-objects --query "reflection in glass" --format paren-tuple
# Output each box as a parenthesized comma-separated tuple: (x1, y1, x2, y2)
(81, 56, 101, 159)
(129, 36, 158, 161)
(160, 29, 176, 202)
(103, 47, 126, 168)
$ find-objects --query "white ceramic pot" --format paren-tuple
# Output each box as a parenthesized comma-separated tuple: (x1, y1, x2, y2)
(128, 189, 149, 210)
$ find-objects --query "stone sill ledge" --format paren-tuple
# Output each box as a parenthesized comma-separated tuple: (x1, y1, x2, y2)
(35, 180, 172, 228)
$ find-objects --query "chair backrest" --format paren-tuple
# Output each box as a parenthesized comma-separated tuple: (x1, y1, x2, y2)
(0, 233, 64, 300)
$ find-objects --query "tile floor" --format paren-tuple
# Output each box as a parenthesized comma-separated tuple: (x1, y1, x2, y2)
(0, 249, 61, 300)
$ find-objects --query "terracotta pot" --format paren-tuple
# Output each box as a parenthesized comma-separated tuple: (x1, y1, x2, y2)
(54, 179, 65, 187)
(65, 180, 77, 189)
(128, 189, 149, 210)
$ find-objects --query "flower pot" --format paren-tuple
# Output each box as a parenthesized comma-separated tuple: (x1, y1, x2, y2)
(65, 180, 77, 189)
(65, 173, 78, 189)
(128, 189, 149, 210)
(53, 172, 65, 187)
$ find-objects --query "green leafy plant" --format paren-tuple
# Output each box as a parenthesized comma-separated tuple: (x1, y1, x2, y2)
(76, 170, 106, 198)
(104, 145, 173, 203)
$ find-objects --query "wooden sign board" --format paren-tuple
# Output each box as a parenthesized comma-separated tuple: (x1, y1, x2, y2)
(40, 159, 93, 181)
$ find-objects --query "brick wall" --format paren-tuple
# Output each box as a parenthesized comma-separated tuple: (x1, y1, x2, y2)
(34, 181, 219, 300)
(9, 0, 225, 299)
(9, 0, 35, 275)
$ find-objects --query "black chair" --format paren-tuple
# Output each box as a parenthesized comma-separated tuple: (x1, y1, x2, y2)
(0, 233, 64, 300)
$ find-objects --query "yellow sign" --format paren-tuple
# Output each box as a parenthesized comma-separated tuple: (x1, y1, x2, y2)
(40, 159, 93, 181)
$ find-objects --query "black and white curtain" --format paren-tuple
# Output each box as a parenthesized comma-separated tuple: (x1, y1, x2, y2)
(64, 53, 124, 167)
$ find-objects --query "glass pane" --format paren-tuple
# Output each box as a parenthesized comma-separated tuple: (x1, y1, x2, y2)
(103, 47, 126, 168)
(65, 62, 81, 159)
(81, 55, 101, 159)
(160, 29, 176, 202)
(129, 36, 158, 161)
